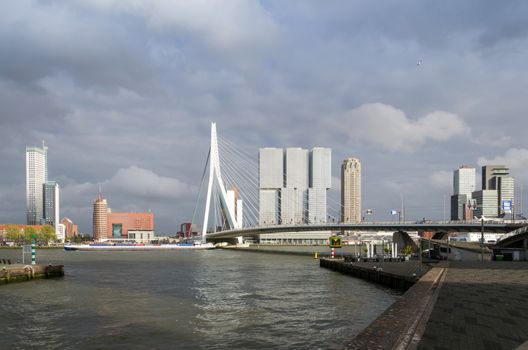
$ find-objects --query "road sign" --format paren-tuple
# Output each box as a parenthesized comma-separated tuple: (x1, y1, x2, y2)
(329, 236, 342, 248)
(502, 200, 512, 213)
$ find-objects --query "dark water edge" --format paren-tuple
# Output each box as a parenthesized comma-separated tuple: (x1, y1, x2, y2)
(0, 249, 400, 350)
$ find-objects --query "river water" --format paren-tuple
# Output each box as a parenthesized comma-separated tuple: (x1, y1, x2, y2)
(0, 249, 399, 349)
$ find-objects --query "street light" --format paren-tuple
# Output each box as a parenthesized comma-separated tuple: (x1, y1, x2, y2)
(480, 216, 484, 262)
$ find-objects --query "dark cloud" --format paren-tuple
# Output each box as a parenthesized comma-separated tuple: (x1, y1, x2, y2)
(1, 1, 527, 233)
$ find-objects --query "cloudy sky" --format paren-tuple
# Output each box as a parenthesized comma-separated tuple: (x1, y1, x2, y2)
(1, 1, 528, 234)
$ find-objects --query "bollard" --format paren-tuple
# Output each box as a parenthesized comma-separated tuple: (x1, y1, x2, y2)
(331, 248, 335, 259)
(31, 240, 36, 265)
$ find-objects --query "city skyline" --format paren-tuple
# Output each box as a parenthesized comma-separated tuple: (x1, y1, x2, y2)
(1, 2, 528, 234)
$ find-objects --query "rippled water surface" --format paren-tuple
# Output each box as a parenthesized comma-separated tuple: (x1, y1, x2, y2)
(0, 249, 399, 349)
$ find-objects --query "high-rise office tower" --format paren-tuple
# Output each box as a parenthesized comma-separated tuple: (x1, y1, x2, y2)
(26, 144, 48, 225)
(43, 181, 60, 237)
(450, 166, 475, 221)
(454, 166, 476, 197)
(259, 148, 283, 225)
(482, 165, 504, 190)
(341, 158, 361, 223)
(283, 148, 309, 224)
(93, 194, 108, 241)
(258, 147, 331, 225)
(308, 148, 331, 223)
(480, 165, 515, 216)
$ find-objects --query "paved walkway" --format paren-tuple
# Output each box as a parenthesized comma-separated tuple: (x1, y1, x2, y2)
(418, 261, 528, 350)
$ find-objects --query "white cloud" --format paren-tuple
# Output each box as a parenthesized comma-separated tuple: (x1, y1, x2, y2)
(477, 148, 528, 183)
(333, 103, 470, 153)
(79, 0, 279, 53)
(108, 166, 192, 199)
(430, 170, 452, 190)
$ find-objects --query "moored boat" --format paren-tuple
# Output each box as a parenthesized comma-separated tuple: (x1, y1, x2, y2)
(64, 243, 215, 251)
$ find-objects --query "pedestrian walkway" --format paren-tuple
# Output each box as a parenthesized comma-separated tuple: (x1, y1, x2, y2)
(418, 261, 528, 350)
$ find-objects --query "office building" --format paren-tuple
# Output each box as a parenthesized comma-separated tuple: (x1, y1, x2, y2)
(480, 165, 515, 217)
(259, 148, 283, 226)
(258, 146, 331, 230)
(341, 158, 361, 223)
(93, 195, 108, 241)
(26, 145, 48, 225)
(451, 166, 475, 221)
(309, 148, 331, 223)
(43, 181, 60, 239)
(472, 190, 498, 218)
(107, 212, 154, 239)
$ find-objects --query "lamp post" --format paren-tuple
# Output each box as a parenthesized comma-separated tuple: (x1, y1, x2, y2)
(480, 216, 484, 262)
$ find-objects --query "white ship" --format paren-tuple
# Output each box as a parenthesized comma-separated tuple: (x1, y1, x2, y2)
(64, 242, 215, 251)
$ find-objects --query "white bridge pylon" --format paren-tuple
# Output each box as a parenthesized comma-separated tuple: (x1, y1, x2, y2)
(202, 122, 243, 242)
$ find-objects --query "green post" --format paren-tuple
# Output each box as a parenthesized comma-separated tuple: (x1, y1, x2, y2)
(31, 237, 36, 265)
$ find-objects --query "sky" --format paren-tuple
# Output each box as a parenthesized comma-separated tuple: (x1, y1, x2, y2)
(1, 0, 528, 235)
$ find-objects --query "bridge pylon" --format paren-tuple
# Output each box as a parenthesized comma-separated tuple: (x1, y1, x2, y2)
(202, 122, 243, 242)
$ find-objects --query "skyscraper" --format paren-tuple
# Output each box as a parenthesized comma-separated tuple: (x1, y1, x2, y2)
(308, 148, 331, 223)
(259, 148, 283, 225)
(93, 194, 108, 241)
(450, 166, 475, 221)
(341, 158, 361, 223)
(26, 144, 48, 225)
(258, 147, 331, 226)
(479, 165, 515, 217)
(43, 181, 60, 238)
(283, 148, 309, 224)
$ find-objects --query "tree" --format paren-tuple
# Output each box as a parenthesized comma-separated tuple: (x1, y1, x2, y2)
(5, 225, 23, 244)
(39, 225, 56, 244)
(24, 226, 37, 244)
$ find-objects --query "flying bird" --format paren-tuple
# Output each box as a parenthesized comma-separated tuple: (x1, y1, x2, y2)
(416, 59, 423, 67)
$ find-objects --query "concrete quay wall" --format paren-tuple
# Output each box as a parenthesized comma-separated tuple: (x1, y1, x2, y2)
(320, 258, 418, 291)
(0, 264, 64, 285)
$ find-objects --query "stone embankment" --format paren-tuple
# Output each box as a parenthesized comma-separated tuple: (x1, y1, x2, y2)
(322, 258, 528, 349)
(0, 264, 64, 284)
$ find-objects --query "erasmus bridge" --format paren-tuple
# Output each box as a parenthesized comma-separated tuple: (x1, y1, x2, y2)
(192, 123, 528, 246)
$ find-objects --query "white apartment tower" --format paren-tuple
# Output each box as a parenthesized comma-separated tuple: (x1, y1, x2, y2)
(26, 144, 48, 225)
(341, 158, 361, 223)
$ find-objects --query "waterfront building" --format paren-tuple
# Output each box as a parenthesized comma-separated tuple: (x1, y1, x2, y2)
(128, 230, 155, 243)
(258, 147, 331, 227)
(451, 166, 475, 221)
(57, 223, 65, 242)
(309, 148, 331, 223)
(61, 217, 79, 239)
(472, 190, 498, 218)
(107, 212, 154, 239)
(259, 148, 283, 226)
(482, 165, 504, 190)
(43, 181, 60, 237)
(26, 145, 48, 225)
(178, 223, 201, 238)
(341, 158, 361, 223)
(92, 195, 108, 241)
(480, 165, 515, 216)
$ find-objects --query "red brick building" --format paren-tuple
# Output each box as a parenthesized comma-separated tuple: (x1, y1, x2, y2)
(60, 217, 78, 239)
(107, 212, 154, 239)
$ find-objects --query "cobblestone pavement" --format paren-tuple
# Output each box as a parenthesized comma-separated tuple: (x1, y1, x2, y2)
(418, 261, 528, 350)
